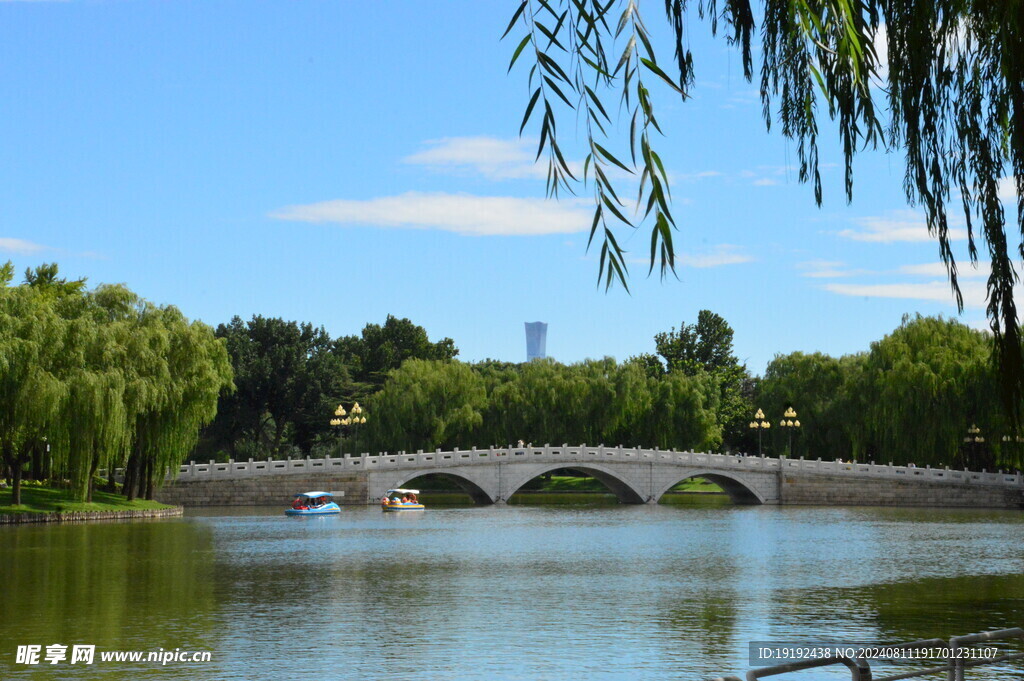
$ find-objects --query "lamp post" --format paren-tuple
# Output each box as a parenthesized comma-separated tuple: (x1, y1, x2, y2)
(330, 402, 367, 455)
(965, 424, 984, 469)
(779, 407, 800, 457)
(748, 408, 770, 457)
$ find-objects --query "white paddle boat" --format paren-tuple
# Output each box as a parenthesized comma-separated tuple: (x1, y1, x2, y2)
(286, 491, 341, 515)
(381, 488, 425, 512)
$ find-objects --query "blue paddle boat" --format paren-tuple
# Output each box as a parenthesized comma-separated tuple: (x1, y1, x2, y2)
(381, 488, 425, 512)
(285, 491, 341, 516)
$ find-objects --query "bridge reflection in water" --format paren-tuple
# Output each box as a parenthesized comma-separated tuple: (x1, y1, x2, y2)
(159, 445, 1024, 509)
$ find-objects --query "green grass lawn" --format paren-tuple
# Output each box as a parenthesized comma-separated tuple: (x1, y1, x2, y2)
(530, 475, 610, 491)
(663, 478, 725, 493)
(409, 474, 726, 495)
(0, 484, 174, 515)
(413, 475, 727, 506)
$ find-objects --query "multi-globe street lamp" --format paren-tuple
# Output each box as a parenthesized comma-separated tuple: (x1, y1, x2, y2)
(748, 408, 770, 456)
(330, 402, 367, 454)
(964, 424, 984, 469)
(779, 407, 800, 457)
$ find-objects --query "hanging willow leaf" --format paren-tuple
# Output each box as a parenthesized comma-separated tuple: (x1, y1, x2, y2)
(503, 0, 529, 38)
(593, 142, 633, 173)
(639, 57, 682, 93)
(520, 87, 542, 133)
(508, 34, 532, 72)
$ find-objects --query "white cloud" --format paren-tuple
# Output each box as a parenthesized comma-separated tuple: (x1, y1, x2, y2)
(270, 192, 592, 236)
(758, 164, 799, 176)
(405, 137, 529, 167)
(838, 209, 968, 243)
(672, 170, 722, 182)
(402, 136, 585, 180)
(740, 166, 794, 186)
(999, 176, 1018, 203)
(0, 238, 47, 255)
(797, 260, 868, 278)
(720, 89, 760, 109)
(823, 280, 988, 308)
(871, 23, 890, 84)
(625, 244, 753, 268)
(678, 245, 754, 268)
(898, 261, 990, 279)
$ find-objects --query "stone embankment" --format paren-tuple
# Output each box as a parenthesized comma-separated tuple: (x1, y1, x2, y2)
(0, 507, 183, 525)
(780, 473, 1023, 507)
(155, 473, 366, 506)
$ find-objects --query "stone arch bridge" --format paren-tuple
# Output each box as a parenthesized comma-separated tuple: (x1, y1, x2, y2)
(155, 445, 1024, 509)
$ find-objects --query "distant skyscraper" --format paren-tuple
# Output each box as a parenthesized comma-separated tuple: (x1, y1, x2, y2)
(525, 322, 548, 361)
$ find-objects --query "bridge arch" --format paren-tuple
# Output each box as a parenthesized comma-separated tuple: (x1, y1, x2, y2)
(653, 470, 764, 505)
(504, 463, 646, 504)
(374, 469, 496, 505)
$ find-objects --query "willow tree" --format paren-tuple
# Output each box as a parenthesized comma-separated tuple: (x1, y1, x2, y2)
(139, 307, 231, 499)
(505, 0, 1024, 406)
(362, 359, 486, 453)
(62, 361, 128, 502)
(636, 371, 722, 450)
(0, 281, 67, 505)
(856, 315, 998, 467)
(0, 263, 232, 503)
(5, 267, 137, 502)
(474, 362, 529, 445)
(759, 351, 856, 458)
(109, 298, 232, 501)
(473, 358, 632, 446)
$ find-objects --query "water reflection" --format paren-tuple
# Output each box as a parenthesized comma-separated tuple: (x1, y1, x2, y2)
(2, 505, 1023, 680)
(0, 519, 218, 680)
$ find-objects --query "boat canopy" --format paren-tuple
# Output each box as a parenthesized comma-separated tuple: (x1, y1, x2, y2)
(386, 488, 420, 495)
(294, 491, 332, 498)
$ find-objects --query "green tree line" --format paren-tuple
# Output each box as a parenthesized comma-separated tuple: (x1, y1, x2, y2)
(359, 357, 722, 454)
(197, 306, 1021, 472)
(355, 310, 742, 455)
(5, 262, 1016, 498)
(352, 314, 1023, 472)
(0, 264, 232, 504)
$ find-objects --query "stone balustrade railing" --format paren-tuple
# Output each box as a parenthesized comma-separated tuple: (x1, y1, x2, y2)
(134, 445, 1024, 488)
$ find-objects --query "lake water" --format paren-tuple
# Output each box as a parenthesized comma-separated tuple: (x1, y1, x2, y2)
(2, 503, 1024, 680)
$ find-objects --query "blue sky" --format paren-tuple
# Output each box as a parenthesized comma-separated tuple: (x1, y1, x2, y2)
(1, 1, 1018, 374)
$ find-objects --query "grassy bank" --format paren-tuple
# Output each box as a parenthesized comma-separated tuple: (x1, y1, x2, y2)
(520, 475, 726, 494)
(0, 484, 173, 516)
(416, 490, 731, 506)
